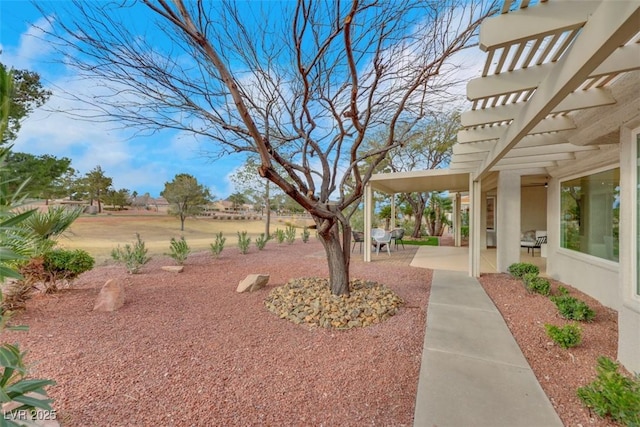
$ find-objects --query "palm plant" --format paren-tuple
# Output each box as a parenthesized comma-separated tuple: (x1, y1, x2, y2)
(425, 192, 452, 237)
(0, 66, 56, 420)
(20, 206, 83, 255)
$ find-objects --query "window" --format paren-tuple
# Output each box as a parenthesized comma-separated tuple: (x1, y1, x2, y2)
(486, 197, 495, 230)
(637, 134, 640, 294)
(560, 168, 620, 262)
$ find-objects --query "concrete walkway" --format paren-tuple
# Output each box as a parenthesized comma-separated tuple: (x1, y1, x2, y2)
(413, 269, 563, 427)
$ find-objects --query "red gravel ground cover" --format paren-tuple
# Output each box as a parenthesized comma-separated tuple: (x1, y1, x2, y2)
(2, 238, 621, 426)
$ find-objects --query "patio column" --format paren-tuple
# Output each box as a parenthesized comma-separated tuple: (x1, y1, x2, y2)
(496, 170, 521, 272)
(390, 194, 396, 230)
(470, 176, 481, 277)
(480, 191, 488, 249)
(364, 183, 373, 262)
(454, 193, 462, 247)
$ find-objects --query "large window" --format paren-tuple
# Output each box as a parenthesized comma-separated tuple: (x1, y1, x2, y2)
(560, 168, 620, 262)
(637, 134, 640, 294)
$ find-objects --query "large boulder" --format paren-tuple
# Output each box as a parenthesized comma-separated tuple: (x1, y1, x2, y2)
(237, 274, 270, 293)
(93, 279, 125, 311)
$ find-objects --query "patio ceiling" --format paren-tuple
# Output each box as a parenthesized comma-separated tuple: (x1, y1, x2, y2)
(369, 169, 470, 194)
(451, 0, 640, 180)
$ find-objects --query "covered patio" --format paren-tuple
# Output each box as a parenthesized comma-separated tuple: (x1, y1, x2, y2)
(365, 0, 640, 373)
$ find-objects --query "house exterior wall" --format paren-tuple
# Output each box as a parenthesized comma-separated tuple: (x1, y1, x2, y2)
(521, 186, 547, 233)
(546, 117, 640, 373)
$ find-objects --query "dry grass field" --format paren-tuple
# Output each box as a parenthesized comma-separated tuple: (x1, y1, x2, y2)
(56, 212, 313, 264)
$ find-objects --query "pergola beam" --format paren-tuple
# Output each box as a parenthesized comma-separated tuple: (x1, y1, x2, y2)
(467, 43, 640, 100)
(458, 116, 575, 144)
(461, 88, 616, 127)
(479, 0, 600, 50)
(476, 1, 640, 180)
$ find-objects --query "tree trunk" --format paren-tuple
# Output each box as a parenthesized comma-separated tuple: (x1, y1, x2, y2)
(264, 181, 271, 237)
(180, 214, 185, 231)
(315, 217, 350, 296)
(412, 209, 424, 238)
(434, 205, 442, 236)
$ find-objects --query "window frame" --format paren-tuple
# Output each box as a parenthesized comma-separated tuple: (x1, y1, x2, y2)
(558, 164, 620, 264)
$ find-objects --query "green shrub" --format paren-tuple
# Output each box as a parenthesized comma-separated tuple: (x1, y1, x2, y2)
(274, 228, 285, 244)
(507, 262, 539, 279)
(255, 233, 268, 250)
(37, 249, 95, 293)
(210, 232, 226, 258)
(166, 236, 190, 265)
(285, 225, 296, 244)
(577, 356, 640, 426)
(555, 285, 569, 296)
(550, 294, 596, 321)
(237, 231, 251, 254)
(111, 233, 151, 274)
(545, 323, 582, 349)
(301, 227, 310, 243)
(523, 274, 551, 296)
(43, 249, 95, 278)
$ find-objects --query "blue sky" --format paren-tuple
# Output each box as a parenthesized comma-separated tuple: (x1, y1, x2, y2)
(0, 1, 484, 200)
(1, 1, 247, 199)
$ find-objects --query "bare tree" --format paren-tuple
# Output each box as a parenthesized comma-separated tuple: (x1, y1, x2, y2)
(38, 0, 496, 295)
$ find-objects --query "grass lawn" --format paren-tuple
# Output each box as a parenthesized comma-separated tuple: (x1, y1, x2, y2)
(403, 236, 439, 246)
(56, 213, 314, 264)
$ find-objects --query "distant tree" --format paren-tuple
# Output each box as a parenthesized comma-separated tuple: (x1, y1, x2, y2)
(54, 168, 82, 200)
(82, 166, 112, 213)
(229, 157, 280, 236)
(161, 174, 211, 231)
(0, 63, 52, 144)
(425, 191, 453, 236)
(130, 191, 151, 210)
(227, 192, 247, 213)
(6, 152, 72, 203)
(104, 188, 130, 210)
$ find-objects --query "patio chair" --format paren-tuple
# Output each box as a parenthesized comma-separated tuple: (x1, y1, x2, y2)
(521, 234, 547, 257)
(351, 230, 364, 253)
(372, 228, 392, 256)
(390, 228, 405, 250)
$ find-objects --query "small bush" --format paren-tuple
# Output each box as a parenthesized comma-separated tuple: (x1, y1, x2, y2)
(210, 232, 226, 258)
(285, 225, 296, 244)
(301, 227, 310, 243)
(507, 262, 539, 279)
(167, 236, 190, 265)
(111, 233, 151, 274)
(237, 231, 251, 254)
(255, 233, 268, 250)
(523, 274, 551, 296)
(550, 294, 596, 321)
(43, 249, 95, 279)
(34, 249, 95, 293)
(555, 285, 570, 296)
(545, 323, 582, 349)
(274, 228, 285, 244)
(577, 356, 640, 426)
